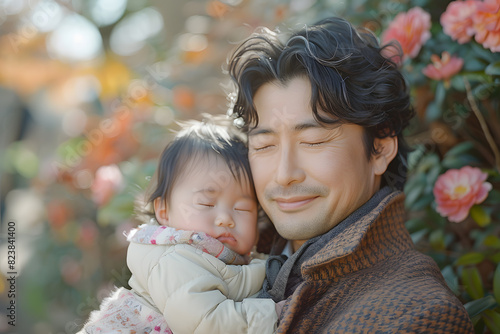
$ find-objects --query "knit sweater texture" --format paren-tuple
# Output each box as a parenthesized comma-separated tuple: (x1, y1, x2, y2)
(276, 191, 474, 333)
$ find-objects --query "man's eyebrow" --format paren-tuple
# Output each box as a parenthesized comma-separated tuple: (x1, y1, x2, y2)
(248, 121, 324, 136)
(293, 121, 324, 131)
(248, 128, 274, 137)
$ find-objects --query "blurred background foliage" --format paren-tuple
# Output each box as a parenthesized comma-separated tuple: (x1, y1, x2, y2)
(0, 0, 498, 333)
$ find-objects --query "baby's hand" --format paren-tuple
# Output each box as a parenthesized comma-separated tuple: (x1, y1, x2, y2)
(275, 300, 286, 316)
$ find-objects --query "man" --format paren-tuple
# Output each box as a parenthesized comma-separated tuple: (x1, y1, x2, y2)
(228, 17, 474, 333)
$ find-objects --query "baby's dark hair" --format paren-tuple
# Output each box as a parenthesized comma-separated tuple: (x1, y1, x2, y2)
(139, 114, 254, 222)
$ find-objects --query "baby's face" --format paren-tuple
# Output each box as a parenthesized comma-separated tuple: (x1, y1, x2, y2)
(159, 157, 258, 255)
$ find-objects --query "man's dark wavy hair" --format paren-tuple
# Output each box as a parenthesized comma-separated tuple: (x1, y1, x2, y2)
(227, 17, 415, 190)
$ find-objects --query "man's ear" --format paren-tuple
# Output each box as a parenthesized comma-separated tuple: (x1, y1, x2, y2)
(372, 136, 398, 176)
(153, 197, 169, 226)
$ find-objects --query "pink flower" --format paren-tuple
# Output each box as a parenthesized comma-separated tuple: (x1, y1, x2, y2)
(433, 166, 492, 223)
(423, 52, 464, 87)
(440, 0, 478, 44)
(473, 0, 500, 52)
(382, 7, 432, 60)
(90, 164, 124, 206)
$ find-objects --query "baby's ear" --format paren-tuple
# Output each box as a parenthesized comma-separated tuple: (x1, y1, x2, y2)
(372, 136, 398, 176)
(153, 198, 169, 226)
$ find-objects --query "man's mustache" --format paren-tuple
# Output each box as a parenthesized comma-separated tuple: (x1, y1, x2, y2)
(264, 185, 329, 200)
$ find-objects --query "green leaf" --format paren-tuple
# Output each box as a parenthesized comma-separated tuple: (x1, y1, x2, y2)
(490, 252, 500, 263)
(417, 153, 440, 173)
(57, 137, 85, 167)
(485, 189, 500, 205)
(487, 171, 500, 181)
(426, 165, 442, 186)
(462, 72, 490, 83)
(464, 295, 498, 318)
(462, 267, 485, 299)
(494, 265, 500, 304)
(470, 205, 491, 227)
(430, 229, 445, 251)
(473, 317, 485, 333)
(471, 42, 499, 63)
(405, 172, 427, 194)
(451, 75, 466, 91)
(407, 146, 425, 170)
(405, 182, 425, 209)
(411, 194, 434, 211)
(5, 142, 40, 178)
(484, 236, 500, 249)
(410, 229, 428, 245)
(456, 252, 485, 266)
(473, 82, 495, 100)
(405, 217, 426, 233)
(97, 193, 135, 226)
(441, 154, 480, 169)
(441, 265, 460, 295)
(464, 58, 486, 72)
(485, 61, 500, 76)
(425, 101, 441, 121)
(444, 141, 475, 158)
(435, 81, 446, 106)
(483, 310, 500, 333)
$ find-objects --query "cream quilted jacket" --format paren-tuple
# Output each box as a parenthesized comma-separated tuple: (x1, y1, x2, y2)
(127, 241, 277, 333)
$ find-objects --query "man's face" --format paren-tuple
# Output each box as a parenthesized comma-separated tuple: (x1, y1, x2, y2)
(248, 77, 382, 249)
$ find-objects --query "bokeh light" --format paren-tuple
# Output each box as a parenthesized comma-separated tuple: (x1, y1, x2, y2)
(62, 109, 88, 137)
(0, 0, 26, 15)
(46, 14, 103, 62)
(61, 75, 102, 106)
(90, 0, 127, 27)
(29, 0, 64, 33)
(185, 15, 211, 34)
(73, 169, 93, 189)
(178, 33, 208, 52)
(153, 106, 175, 126)
(109, 7, 164, 56)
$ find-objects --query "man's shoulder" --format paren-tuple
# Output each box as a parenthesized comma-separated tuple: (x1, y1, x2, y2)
(301, 248, 465, 318)
(365, 248, 450, 295)
(286, 250, 474, 333)
(340, 250, 471, 329)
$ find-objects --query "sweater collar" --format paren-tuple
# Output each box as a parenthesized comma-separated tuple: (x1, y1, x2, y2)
(302, 190, 413, 280)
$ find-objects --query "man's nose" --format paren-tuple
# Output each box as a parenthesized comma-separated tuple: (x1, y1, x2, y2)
(214, 211, 235, 228)
(275, 144, 305, 186)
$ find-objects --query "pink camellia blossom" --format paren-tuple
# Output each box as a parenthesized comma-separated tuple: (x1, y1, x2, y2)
(473, 0, 500, 52)
(440, 0, 478, 44)
(91, 164, 124, 206)
(422, 52, 464, 87)
(433, 166, 492, 223)
(382, 7, 432, 60)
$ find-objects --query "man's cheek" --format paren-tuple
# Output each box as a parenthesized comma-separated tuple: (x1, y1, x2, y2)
(253, 173, 268, 195)
(249, 161, 266, 182)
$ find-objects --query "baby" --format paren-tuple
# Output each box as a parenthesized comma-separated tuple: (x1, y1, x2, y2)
(79, 115, 278, 333)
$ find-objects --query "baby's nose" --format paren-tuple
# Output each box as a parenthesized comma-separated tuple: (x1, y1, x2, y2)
(215, 212, 235, 228)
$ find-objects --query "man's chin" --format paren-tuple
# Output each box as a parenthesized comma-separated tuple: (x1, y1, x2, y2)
(271, 212, 332, 241)
(274, 222, 314, 241)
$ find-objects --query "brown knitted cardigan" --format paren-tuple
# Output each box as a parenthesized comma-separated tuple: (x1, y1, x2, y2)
(277, 192, 474, 333)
